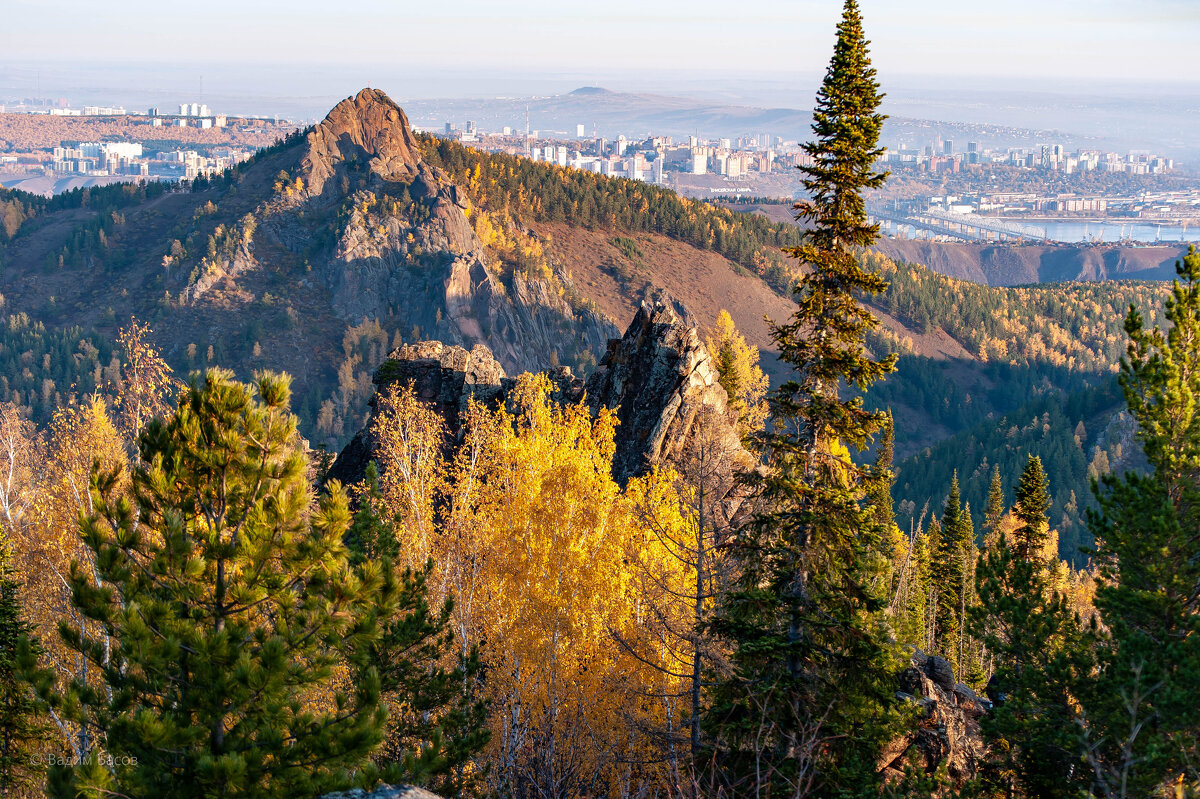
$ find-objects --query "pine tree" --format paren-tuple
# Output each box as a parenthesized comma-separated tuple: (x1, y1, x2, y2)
(706, 1, 903, 793)
(44, 369, 400, 799)
(933, 473, 972, 666)
(1081, 245, 1200, 795)
(956, 503, 980, 684)
(1013, 455, 1051, 562)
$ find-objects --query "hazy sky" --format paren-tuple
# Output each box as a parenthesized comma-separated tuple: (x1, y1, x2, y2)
(4, 0, 1198, 85)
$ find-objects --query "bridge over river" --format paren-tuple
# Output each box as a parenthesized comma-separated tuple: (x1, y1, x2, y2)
(869, 207, 1044, 243)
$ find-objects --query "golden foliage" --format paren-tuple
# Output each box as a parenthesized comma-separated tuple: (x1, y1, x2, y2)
(371, 375, 696, 796)
(705, 310, 769, 437)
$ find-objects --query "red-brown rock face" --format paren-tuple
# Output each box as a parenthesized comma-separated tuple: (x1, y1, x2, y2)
(301, 88, 423, 197)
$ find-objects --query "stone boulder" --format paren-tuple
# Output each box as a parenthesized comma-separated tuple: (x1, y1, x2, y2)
(880, 650, 990, 789)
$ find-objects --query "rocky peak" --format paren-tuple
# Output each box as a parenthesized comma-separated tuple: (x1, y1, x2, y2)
(585, 295, 749, 485)
(301, 88, 424, 197)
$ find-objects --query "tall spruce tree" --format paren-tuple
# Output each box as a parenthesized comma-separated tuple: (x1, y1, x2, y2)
(983, 465, 1005, 538)
(933, 473, 972, 663)
(44, 370, 401, 799)
(1081, 245, 1200, 795)
(1013, 455, 1052, 562)
(707, 1, 904, 793)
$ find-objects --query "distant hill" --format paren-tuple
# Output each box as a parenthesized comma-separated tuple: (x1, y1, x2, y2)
(401, 86, 1090, 148)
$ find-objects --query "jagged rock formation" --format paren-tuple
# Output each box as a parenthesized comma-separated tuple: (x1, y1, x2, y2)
(328, 297, 749, 493)
(301, 88, 424, 197)
(584, 296, 751, 485)
(879, 650, 989, 788)
(325, 340, 509, 487)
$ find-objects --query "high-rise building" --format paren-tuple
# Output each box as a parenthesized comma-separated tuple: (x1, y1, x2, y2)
(576, 123, 586, 138)
(943, 139, 954, 155)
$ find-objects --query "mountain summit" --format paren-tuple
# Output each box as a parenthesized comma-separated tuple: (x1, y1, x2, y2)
(301, 88, 423, 197)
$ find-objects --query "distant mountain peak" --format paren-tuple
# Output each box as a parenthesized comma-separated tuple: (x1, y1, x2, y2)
(569, 86, 613, 96)
(301, 87, 422, 196)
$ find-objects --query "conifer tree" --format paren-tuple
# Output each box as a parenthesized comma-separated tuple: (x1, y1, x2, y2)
(1081, 245, 1200, 795)
(956, 503, 980, 683)
(972, 531, 1091, 798)
(933, 473, 973, 666)
(869, 410, 896, 533)
(1013, 455, 1052, 562)
(897, 521, 933, 653)
(983, 465, 1005, 538)
(923, 516, 943, 650)
(707, 1, 903, 793)
(44, 369, 400, 799)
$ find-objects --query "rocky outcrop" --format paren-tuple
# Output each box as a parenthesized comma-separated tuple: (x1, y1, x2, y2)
(328, 298, 750, 495)
(879, 650, 990, 788)
(585, 295, 752, 485)
(325, 341, 509, 487)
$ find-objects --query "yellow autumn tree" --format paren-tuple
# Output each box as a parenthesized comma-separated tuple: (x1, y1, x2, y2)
(110, 319, 180, 448)
(705, 310, 768, 437)
(370, 374, 694, 798)
(371, 383, 447, 580)
(10, 397, 127, 758)
(0, 403, 39, 534)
